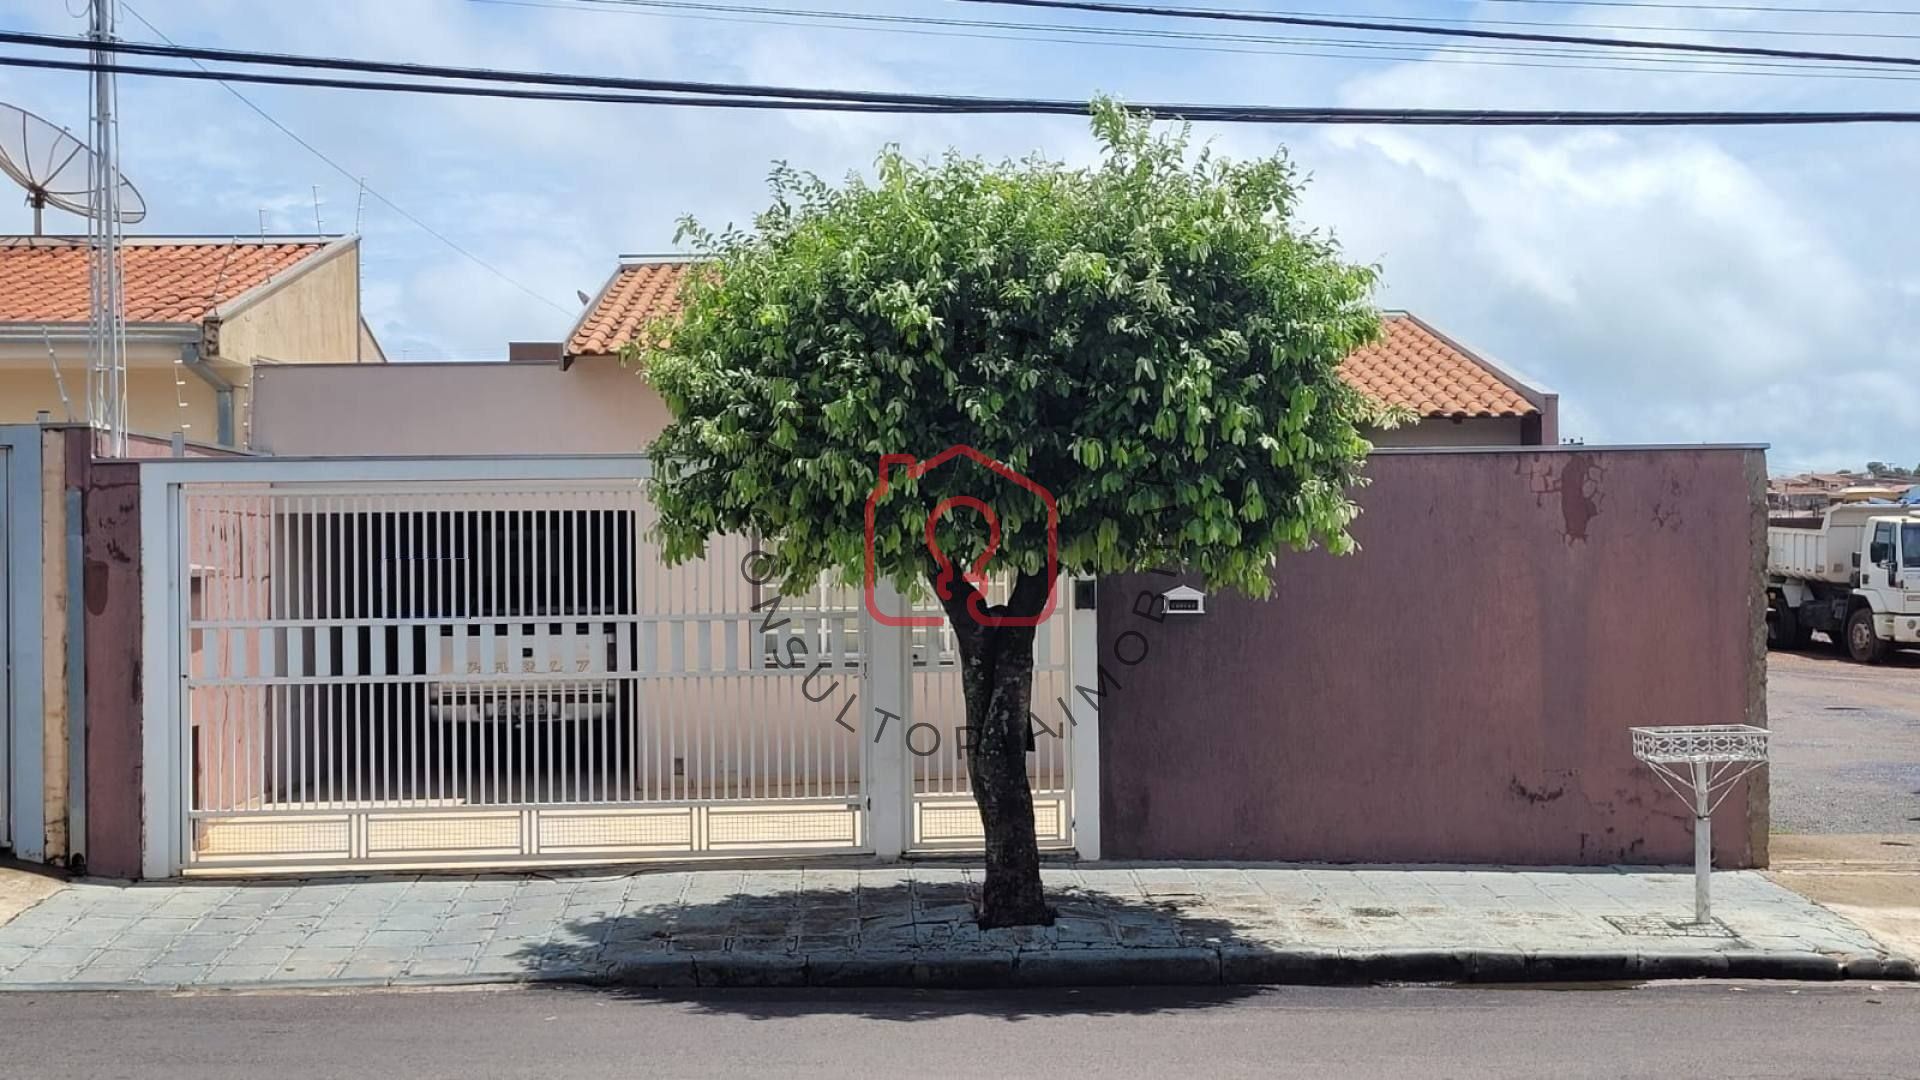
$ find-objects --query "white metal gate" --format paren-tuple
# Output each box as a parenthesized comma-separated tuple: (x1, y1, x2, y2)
(140, 456, 1098, 876)
(172, 475, 868, 872)
(0, 443, 8, 851)
(904, 595, 1076, 851)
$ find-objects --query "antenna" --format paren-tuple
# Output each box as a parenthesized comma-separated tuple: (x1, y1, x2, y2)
(312, 184, 323, 233)
(354, 177, 366, 233)
(0, 101, 145, 235)
(88, 0, 130, 456)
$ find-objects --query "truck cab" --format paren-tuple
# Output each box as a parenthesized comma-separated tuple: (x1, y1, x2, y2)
(1850, 515, 1920, 660)
(1767, 505, 1920, 663)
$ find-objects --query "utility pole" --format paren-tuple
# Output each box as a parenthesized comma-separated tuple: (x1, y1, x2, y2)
(87, 0, 127, 455)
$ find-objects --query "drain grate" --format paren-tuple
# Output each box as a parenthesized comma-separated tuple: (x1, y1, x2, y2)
(1604, 914, 1738, 938)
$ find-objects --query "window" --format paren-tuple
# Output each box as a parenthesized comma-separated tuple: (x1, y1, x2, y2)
(1903, 522, 1920, 570)
(1872, 521, 1895, 566)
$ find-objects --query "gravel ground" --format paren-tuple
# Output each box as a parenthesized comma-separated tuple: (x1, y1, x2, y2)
(1767, 643, 1920, 835)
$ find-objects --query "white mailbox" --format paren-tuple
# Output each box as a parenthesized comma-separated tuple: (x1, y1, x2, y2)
(1160, 585, 1206, 616)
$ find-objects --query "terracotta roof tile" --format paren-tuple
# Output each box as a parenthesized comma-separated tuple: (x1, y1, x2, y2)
(568, 263, 1538, 419)
(1340, 315, 1537, 419)
(0, 239, 327, 324)
(566, 261, 691, 357)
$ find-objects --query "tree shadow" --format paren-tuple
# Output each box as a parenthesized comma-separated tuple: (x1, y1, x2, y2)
(509, 871, 1279, 1019)
(559, 982, 1275, 1021)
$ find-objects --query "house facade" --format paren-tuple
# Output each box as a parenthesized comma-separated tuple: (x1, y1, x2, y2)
(0, 236, 383, 448)
(10, 253, 1770, 883)
(249, 258, 1558, 455)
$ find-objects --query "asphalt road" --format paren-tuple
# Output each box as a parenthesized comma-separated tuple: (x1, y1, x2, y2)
(1768, 646, 1920, 835)
(1, 983, 1914, 1079)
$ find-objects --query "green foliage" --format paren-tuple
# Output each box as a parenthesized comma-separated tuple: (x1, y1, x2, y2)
(639, 99, 1386, 598)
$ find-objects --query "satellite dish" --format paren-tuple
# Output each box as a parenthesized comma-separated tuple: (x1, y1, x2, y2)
(0, 102, 145, 236)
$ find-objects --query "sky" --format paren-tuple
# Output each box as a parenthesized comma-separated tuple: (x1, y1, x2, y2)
(0, 0, 1914, 473)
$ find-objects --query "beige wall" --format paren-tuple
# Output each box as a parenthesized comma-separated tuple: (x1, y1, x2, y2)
(213, 244, 361, 366)
(127, 367, 222, 441)
(358, 318, 387, 364)
(0, 341, 221, 440)
(0, 362, 87, 426)
(1369, 415, 1528, 448)
(252, 358, 1537, 458)
(251, 356, 672, 456)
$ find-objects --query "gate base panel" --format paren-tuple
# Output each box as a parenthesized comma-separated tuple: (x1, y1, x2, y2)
(187, 801, 866, 874)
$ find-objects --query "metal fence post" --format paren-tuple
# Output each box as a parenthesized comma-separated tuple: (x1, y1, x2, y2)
(866, 581, 909, 861)
(1067, 577, 1101, 861)
(1693, 758, 1712, 924)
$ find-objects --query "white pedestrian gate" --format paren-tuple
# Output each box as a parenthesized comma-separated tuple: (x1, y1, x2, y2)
(0, 442, 9, 852)
(138, 457, 1097, 876)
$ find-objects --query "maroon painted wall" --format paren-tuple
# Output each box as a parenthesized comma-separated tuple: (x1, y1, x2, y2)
(81, 460, 142, 879)
(76, 434, 239, 879)
(1097, 447, 1769, 868)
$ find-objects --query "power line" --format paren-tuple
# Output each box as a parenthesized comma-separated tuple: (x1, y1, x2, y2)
(479, 0, 1920, 83)
(14, 49, 1920, 125)
(0, 28, 994, 105)
(117, 3, 574, 317)
(0, 53, 985, 111)
(1274, 3, 1920, 39)
(534, 0, 1920, 42)
(12, 25, 1920, 110)
(951, 0, 1920, 67)
(1467, 0, 1920, 15)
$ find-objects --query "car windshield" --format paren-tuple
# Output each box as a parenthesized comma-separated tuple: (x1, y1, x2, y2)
(1905, 522, 1920, 569)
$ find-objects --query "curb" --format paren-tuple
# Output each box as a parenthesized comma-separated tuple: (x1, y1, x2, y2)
(1, 947, 1911, 994)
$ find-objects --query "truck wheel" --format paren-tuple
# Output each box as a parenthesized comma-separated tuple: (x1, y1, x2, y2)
(1768, 602, 1803, 651)
(1845, 607, 1889, 664)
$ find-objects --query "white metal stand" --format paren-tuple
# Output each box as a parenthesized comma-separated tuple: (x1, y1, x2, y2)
(1631, 725, 1769, 925)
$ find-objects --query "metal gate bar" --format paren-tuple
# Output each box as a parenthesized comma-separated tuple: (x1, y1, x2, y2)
(179, 479, 869, 871)
(905, 579, 1075, 851)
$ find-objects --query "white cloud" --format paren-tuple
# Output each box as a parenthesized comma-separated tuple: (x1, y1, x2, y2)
(1292, 121, 1915, 459)
(0, 0, 1910, 468)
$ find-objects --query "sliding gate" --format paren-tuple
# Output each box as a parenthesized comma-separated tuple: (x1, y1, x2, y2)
(143, 457, 1093, 876)
(170, 471, 868, 872)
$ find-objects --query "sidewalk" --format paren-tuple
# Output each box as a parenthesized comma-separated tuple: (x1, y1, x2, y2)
(1767, 834, 1920, 964)
(0, 862, 1908, 991)
(0, 864, 63, 927)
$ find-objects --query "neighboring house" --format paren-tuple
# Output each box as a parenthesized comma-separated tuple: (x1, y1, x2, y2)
(251, 258, 1558, 455)
(567, 262, 1559, 446)
(1343, 313, 1557, 447)
(1764, 471, 1897, 517)
(0, 235, 383, 447)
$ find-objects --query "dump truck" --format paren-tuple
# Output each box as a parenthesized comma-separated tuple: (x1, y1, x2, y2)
(1767, 503, 1920, 663)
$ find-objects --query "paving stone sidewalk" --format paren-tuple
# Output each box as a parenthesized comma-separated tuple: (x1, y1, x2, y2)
(0, 863, 1907, 991)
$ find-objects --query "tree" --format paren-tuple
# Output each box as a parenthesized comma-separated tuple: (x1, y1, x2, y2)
(638, 101, 1389, 927)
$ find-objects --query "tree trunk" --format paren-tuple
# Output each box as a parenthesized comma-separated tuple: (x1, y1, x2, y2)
(936, 570, 1054, 928)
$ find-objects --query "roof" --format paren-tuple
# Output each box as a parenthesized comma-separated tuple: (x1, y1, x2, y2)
(565, 260, 690, 358)
(568, 262, 1540, 419)
(0, 238, 329, 324)
(1340, 315, 1537, 419)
